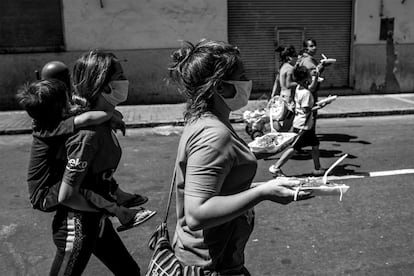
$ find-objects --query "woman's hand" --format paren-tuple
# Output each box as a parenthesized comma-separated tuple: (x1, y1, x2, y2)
(260, 178, 313, 204)
(110, 109, 126, 135)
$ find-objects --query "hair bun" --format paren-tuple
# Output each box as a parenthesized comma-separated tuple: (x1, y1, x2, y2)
(169, 41, 196, 73)
(275, 46, 284, 52)
(172, 42, 195, 61)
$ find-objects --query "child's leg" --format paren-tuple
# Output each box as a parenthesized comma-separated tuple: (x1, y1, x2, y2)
(113, 186, 148, 207)
(269, 147, 296, 175)
(275, 148, 295, 169)
(311, 145, 321, 170)
(81, 189, 135, 225)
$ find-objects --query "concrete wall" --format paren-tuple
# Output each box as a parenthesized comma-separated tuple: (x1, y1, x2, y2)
(353, 0, 414, 93)
(63, 0, 227, 50)
(0, 0, 227, 110)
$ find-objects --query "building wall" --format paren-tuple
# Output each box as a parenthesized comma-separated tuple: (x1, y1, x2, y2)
(0, 0, 227, 110)
(353, 0, 414, 93)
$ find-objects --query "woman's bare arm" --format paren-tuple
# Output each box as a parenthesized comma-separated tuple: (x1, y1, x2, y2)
(184, 179, 312, 230)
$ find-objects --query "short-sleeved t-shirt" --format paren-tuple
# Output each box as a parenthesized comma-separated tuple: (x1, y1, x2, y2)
(298, 53, 318, 72)
(293, 86, 314, 130)
(172, 114, 258, 271)
(62, 124, 122, 198)
(298, 52, 321, 100)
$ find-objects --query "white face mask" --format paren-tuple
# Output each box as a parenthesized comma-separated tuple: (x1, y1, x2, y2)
(102, 80, 129, 106)
(219, 80, 252, 111)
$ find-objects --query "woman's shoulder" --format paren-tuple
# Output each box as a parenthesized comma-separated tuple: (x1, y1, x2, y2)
(281, 62, 293, 71)
(184, 116, 231, 144)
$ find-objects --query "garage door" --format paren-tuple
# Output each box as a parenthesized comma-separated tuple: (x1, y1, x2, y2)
(228, 0, 353, 97)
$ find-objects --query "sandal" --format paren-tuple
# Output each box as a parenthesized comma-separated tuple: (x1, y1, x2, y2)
(117, 208, 157, 232)
(118, 194, 149, 208)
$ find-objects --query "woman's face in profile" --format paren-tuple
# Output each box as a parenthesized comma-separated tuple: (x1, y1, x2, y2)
(220, 59, 248, 98)
(110, 59, 127, 81)
(305, 41, 317, 56)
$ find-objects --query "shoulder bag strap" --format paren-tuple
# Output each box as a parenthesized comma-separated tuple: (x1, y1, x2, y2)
(163, 169, 176, 223)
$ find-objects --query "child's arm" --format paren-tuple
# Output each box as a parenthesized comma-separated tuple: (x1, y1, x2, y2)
(110, 110, 126, 135)
(74, 110, 113, 129)
(312, 101, 330, 111)
(308, 71, 319, 92)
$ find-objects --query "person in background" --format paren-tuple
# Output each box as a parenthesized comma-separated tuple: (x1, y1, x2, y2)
(269, 65, 331, 177)
(271, 45, 298, 101)
(169, 39, 313, 275)
(270, 45, 298, 131)
(297, 38, 332, 127)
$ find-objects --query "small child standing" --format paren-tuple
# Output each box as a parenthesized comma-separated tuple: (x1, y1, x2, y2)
(17, 79, 155, 231)
(269, 65, 330, 177)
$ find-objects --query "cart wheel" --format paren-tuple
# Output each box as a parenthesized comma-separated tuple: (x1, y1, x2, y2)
(245, 125, 252, 135)
(251, 131, 264, 140)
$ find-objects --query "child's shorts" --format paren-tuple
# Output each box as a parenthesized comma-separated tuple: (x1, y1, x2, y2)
(292, 127, 319, 150)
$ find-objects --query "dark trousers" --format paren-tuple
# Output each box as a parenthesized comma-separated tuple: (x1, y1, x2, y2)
(50, 208, 141, 276)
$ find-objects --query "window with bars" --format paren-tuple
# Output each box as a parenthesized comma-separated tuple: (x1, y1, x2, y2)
(0, 0, 64, 53)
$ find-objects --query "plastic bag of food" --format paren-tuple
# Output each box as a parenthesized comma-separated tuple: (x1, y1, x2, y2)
(248, 132, 297, 154)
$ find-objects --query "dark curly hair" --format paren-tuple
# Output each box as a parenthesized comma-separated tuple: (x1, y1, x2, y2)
(16, 79, 68, 124)
(275, 45, 297, 65)
(169, 39, 241, 122)
(293, 65, 310, 85)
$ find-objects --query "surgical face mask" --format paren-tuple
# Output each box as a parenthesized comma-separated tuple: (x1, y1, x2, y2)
(219, 80, 252, 111)
(102, 80, 129, 106)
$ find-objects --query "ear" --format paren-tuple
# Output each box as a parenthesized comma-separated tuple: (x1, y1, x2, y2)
(214, 80, 225, 94)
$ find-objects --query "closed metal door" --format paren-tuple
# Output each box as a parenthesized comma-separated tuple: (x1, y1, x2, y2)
(228, 0, 353, 96)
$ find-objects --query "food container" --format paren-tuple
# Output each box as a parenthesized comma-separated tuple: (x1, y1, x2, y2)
(316, 95, 337, 106)
(248, 132, 298, 154)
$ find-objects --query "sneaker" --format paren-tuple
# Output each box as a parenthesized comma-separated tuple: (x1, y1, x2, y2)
(117, 208, 157, 232)
(269, 165, 286, 177)
(312, 169, 326, 177)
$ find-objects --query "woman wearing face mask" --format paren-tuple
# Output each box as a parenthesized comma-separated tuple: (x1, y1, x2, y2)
(50, 50, 155, 276)
(169, 40, 313, 275)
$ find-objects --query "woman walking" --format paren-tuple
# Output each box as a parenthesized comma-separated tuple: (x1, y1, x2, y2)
(169, 39, 313, 275)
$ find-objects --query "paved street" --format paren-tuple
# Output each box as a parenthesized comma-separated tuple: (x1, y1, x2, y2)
(0, 115, 413, 275)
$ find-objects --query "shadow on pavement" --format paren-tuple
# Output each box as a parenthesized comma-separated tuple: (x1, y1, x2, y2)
(318, 133, 371, 145)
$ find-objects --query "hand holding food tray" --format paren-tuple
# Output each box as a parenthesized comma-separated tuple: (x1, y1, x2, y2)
(316, 95, 337, 106)
(293, 181, 349, 201)
(320, 54, 336, 65)
(293, 153, 349, 201)
(248, 132, 297, 154)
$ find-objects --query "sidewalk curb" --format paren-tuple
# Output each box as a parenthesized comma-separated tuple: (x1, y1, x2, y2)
(2, 109, 413, 136)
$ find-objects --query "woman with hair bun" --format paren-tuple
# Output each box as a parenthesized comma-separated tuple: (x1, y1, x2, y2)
(169, 39, 313, 275)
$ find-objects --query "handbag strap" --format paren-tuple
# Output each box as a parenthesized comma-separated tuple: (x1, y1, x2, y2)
(163, 169, 176, 223)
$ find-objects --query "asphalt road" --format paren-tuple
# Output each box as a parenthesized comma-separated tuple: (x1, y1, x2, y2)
(0, 115, 413, 276)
